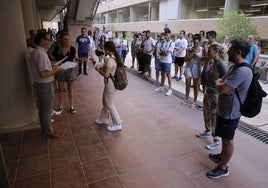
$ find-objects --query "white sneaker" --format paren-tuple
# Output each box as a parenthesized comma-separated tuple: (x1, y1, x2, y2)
(181, 99, 188, 106)
(52, 109, 62, 116)
(165, 89, 172, 96)
(107, 124, 122, 132)
(95, 119, 109, 125)
(51, 118, 55, 123)
(191, 102, 197, 108)
(154, 86, 164, 92)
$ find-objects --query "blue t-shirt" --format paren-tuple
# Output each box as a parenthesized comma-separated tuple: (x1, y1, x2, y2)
(245, 44, 258, 65)
(76, 35, 90, 53)
(217, 65, 252, 119)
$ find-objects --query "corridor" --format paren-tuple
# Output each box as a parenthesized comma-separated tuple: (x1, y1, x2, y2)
(1, 65, 268, 188)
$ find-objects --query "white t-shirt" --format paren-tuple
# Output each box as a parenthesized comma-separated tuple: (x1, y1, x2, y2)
(143, 37, 155, 55)
(160, 39, 175, 64)
(174, 38, 188, 57)
(113, 37, 122, 48)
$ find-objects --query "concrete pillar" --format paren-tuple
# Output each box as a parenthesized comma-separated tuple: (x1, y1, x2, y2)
(225, 0, 239, 12)
(21, 0, 36, 37)
(0, 0, 38, 132)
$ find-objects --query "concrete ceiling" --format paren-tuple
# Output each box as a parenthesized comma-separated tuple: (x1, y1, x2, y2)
(35, 0, 100, 21)
(36, 0, 67, 21)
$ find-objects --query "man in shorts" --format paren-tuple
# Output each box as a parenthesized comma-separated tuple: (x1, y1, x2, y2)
(153, 30, 175, 96)
(206, 39, 252, 179)
(173, 30, 188, 81)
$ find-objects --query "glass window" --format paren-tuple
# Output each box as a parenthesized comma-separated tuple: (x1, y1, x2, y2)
(132, 3, 149, 22)
(118, 8, 130, 23)
(240, 0, 268, 16)
(187, 0, 225, 19)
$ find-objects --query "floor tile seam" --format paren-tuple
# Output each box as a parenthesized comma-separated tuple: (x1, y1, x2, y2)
(14, 171, 50, 182)
(90, 124, 127, 187)
(86, 174, 121, 186)
(92, 136, 120, 174)
(64, 118, 89, 187)
(47, 139, 53, 188)
(12, 131, 26, 188)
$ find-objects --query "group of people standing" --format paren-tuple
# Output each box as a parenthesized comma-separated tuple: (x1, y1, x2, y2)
(26, 26, 258, 179)
(129, 28, 258, 179)
(26, 27, 127, 138)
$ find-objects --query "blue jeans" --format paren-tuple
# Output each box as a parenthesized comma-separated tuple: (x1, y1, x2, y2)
(35, 82, 54, 135)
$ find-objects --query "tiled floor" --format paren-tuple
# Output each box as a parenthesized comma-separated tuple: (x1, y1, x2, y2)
(1, 65, 268, 188)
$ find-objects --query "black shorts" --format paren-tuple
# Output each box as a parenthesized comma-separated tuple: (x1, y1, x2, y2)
(215, 114, 240, 140)
(143, 53, 152, 65)
(174, 57, 185, 67)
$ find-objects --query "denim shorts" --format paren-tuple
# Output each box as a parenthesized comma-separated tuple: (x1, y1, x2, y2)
(215, 114, 240, 140)
(155, 58, 161, 71)
(159, 62, 171, 73)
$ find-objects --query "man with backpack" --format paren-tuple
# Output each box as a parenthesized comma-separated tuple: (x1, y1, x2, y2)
(206, 39, 252, 179)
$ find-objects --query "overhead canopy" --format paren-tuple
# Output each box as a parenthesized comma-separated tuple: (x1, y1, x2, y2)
(35, 0, 99, 21)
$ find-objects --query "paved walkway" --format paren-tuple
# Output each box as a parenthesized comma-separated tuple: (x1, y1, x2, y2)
(0, 57, 268, 188)
(123, 54, 268, 131)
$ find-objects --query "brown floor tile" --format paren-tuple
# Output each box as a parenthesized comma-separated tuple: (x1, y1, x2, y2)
(88, 176, 124, 188)
(68, 115, 91, 126)
(82, 158, 117, 184)
(3, 146, 20, 163)
(120, 167, 160, 188)
(17, 155, 49, 178)
(52, 165, 86, 188)
(71, 124, 95, 136)
(50, 148, 80, 170)
(6, 162, 17, 186)
(20, 142, 48, 159)
(0, 131, 23, 148)
(14, 173, 50, 188)
(77, 144, 107, 163)
(109, 152, 143, 173)
(49, 137, 75, 153)
(74, 133, 100, 147)
(22, 128, 46, 144)
(53, 127, 72, 137)
(52, 115, 70, 129)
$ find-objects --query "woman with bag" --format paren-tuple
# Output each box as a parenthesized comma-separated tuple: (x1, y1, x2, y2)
(90, 41, 123, 132)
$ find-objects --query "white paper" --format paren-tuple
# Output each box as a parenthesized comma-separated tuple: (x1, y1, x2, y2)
(55, 56, 68, 66)
(59, 61, 77, 70)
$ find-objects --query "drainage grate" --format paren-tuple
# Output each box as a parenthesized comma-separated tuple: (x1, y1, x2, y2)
(238, 121, 268, 144)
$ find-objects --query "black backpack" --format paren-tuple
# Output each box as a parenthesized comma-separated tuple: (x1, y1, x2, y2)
(235, 63, 267, 118)
(110, 61, 128, 90)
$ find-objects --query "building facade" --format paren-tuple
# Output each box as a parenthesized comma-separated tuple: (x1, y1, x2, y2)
(94, 0, 268, 53)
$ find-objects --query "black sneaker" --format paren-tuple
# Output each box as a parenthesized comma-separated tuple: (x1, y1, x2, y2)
(207, 166, 229, 179)
(58, 105, 63, 112)
(84, 72, 88, 75)
(208, 153, 221, 164)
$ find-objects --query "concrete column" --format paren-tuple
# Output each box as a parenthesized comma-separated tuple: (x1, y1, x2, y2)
(21, 0, 36, 37)
(0, 0, 38, 132)
(225, 0, 239, 12)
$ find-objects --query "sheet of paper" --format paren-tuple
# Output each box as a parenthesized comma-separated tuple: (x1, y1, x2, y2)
(59, 61, 77, 70)
(55, 56, 68, 66)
